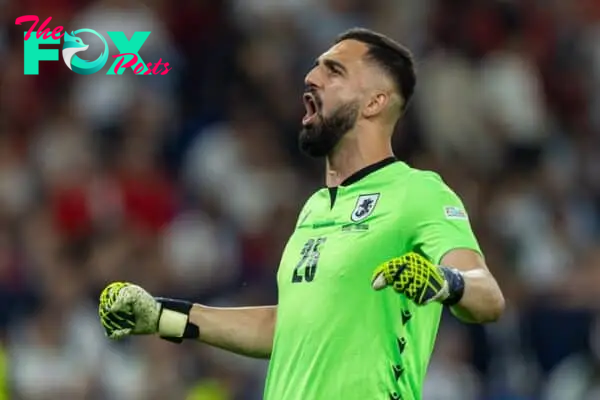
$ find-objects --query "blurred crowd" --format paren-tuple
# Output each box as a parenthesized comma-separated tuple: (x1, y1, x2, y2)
(0, 0, 599, 399)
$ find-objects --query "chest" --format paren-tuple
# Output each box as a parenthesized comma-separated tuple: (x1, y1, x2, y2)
(277, 189, 410, 290)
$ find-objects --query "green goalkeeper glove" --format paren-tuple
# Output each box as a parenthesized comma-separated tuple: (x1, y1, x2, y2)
(371, 252, 465, 306)
(98, 282, 199, 343)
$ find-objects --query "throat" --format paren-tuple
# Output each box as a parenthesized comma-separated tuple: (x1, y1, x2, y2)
(325, 144, 395, 187)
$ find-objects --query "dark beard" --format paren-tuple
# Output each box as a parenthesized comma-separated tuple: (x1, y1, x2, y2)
(298, 101, 359, 158)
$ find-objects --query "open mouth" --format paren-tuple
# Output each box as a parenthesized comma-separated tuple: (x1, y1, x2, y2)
(302, 92, 319, 126)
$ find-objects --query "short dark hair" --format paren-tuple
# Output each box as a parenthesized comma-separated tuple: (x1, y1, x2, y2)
(335, 28, 416, 112)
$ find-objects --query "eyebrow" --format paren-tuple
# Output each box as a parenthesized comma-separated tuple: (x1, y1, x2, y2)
(314, 58, 348, 74)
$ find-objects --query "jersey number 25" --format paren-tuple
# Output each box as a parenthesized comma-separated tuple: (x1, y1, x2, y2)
(292, 237, 326, 283)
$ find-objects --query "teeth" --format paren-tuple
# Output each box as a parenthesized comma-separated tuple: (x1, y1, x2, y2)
(302, 92, 320, 126)
(303, 93, 316, 115)
(304, 94, 315, 115)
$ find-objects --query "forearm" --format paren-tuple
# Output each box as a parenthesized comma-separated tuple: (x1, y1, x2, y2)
(449, 268, 505, 324)
(188, 304, 276, 359)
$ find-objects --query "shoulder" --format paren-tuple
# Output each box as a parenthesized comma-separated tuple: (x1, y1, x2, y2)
(302, 188, 327, 207)
(386, 163, 454, 197)
(405, 168, 452, 194)
(294, 189, 326, 225)
(397, 166, 468, 219)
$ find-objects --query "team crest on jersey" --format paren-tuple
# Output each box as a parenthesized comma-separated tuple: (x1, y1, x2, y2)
(351, 193, 380, 222)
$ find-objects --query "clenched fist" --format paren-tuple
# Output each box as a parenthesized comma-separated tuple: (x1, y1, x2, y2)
(98, 282, 161, 339)
(371, 252, 465, 306)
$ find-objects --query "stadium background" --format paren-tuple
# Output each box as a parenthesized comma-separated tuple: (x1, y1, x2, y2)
(0, 0, 599, 399)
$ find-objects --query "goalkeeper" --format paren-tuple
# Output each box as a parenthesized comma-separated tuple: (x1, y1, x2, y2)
(99, 28, 505, 400)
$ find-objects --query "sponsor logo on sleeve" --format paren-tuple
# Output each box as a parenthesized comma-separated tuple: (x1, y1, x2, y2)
(444, 206, 468, 220)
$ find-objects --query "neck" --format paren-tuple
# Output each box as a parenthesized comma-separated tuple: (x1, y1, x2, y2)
(325, 125, 394, 187)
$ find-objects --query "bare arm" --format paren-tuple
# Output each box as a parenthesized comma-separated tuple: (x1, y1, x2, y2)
(441, 249, 505, 323)
(188, 305, 276, 359)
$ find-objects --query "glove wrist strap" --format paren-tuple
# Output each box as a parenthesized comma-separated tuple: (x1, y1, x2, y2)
(155, 298, 200, 343)
(438, 267, 465, 306)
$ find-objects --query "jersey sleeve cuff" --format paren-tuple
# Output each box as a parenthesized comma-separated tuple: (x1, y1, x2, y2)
(434, 245, 484, 266)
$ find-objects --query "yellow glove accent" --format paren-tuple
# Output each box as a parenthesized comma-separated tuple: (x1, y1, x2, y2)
(371, 252, 449, 305)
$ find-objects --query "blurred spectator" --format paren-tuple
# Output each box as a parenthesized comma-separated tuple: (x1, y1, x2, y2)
(542, 315, 600, 400)
(423, 321, 482, 400)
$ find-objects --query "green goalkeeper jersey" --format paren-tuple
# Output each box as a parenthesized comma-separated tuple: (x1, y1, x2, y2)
(263, 158, 482, 400)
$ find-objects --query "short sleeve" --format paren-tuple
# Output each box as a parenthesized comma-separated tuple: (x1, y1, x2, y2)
(404, 171, 482, 265)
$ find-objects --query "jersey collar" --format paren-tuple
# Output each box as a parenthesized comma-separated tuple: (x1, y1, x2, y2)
(340, 156, 397, 187)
